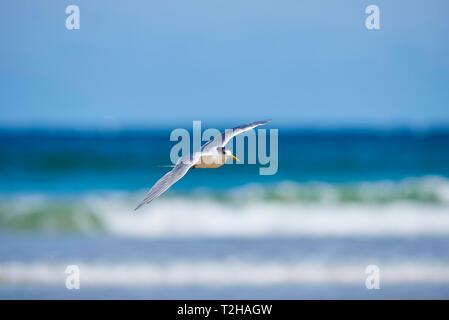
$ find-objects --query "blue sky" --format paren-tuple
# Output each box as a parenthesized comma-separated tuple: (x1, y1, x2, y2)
(0, 0, 448, 128)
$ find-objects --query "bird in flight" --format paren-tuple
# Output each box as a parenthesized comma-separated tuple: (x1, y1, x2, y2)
(134, 119, 271, 210)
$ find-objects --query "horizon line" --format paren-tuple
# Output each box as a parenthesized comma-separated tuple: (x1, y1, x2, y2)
(1, 122, 449, 133)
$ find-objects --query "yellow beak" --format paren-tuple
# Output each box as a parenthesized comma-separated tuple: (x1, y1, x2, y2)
(231, 154, 240, 162)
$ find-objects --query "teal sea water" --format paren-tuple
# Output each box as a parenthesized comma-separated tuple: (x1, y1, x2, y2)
(1, 128, 449, 298)
(2, 127, 449, 193)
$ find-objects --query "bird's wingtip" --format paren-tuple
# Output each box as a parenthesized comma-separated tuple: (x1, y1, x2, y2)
(258, 119, 272, 125)
(134, 203, 144, 211)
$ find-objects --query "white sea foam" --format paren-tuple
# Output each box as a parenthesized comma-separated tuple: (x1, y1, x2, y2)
(98, 200, 449, 238)
(2, 176, 449, 238)
(1, 260, 449, 286)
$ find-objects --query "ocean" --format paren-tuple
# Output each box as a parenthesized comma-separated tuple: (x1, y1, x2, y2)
(1, 127, 449, 299)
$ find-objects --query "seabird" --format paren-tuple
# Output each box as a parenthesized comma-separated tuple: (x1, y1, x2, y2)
(134, 119, 271, 210)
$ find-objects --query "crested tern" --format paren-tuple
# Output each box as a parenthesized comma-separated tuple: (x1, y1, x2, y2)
(134, 119, 271, 210)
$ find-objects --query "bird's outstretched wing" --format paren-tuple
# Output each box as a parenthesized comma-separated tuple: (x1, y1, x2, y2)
(134, 156, 198, 210)
(202, 119, 272, 151)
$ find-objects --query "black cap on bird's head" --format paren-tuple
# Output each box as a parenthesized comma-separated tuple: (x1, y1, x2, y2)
(217, 147, 240, 161)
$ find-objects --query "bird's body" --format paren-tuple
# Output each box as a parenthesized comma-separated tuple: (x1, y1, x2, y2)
(194, 153, 227, 168)
(134, 119, 271, 210)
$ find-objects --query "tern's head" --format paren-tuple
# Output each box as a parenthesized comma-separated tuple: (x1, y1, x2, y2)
(222, 148, 240, 162)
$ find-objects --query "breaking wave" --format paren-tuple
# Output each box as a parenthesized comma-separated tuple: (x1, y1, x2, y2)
(1, 260, 449, 286)
(1, 176, 449, 237)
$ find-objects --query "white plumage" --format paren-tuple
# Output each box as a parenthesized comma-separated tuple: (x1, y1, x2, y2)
(134, 119, 271, 210)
